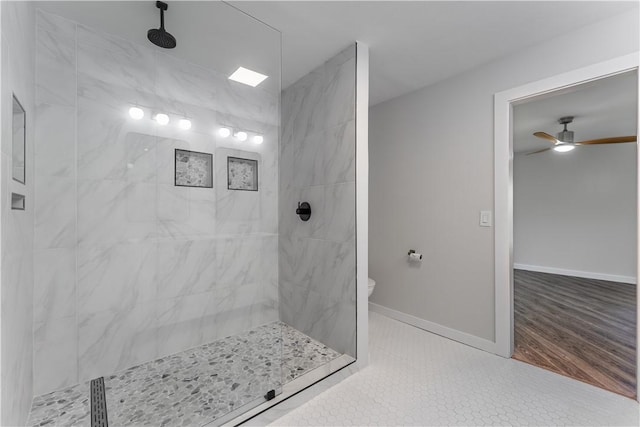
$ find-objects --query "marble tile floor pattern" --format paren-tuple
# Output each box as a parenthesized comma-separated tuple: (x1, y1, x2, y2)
(268, 311, 640, 426)
(27, 322, 341, 427)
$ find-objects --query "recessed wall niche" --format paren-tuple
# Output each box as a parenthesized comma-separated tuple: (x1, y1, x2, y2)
(227, 157, 258, 191)
(12, 94, 26, 184)
(11, 193, 25, 210)
(174, 149, 213, 188)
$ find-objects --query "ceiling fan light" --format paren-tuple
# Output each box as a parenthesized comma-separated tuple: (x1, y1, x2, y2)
(554, 145, 575, 153)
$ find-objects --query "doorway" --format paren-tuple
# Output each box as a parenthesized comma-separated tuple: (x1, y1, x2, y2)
(494, 54, 640, 401)
(511, 72, 637, 397)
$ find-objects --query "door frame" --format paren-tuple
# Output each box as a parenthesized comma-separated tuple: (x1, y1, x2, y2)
(493, 52, 640, 400)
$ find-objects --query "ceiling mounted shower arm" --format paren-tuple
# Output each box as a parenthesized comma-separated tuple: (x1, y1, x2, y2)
(157, 1, 167, 30)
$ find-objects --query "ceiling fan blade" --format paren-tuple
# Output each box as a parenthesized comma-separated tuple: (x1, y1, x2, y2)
(525, 147, 552, 156)
(533, 132, 558, 144)
(575, 136, 637, 145)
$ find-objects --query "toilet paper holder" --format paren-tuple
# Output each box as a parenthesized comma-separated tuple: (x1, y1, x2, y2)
(408, 249, 423, 261)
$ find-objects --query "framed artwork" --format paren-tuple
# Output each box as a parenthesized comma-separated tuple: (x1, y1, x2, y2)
(227, 157, 258, 191)
(174, 149, 213, 188)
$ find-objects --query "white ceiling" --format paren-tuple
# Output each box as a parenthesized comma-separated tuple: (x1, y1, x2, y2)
(230, 1, 639, 105)
(513, 70, 638, 154)
(35, 1, 638, 106)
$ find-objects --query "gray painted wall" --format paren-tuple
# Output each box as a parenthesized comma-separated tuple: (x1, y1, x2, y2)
(1, 1, 36, 424)
(369, 11, 639, 343)
(279, 45, 356, 356)
(514, 142, 637, 282)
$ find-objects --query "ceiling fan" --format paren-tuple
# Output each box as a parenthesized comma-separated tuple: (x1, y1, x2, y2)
(527, 116, 637, 155)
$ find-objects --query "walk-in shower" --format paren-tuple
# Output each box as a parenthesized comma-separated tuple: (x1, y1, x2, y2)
(0, 0, 359, 425)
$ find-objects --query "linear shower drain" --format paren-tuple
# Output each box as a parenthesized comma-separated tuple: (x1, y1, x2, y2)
(90, 377, 109, 427)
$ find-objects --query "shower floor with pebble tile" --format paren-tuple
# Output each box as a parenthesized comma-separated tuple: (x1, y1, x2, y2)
(27, 322, 341, 427)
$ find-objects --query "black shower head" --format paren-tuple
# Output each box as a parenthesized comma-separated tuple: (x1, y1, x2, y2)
(148, 1, 176, 49)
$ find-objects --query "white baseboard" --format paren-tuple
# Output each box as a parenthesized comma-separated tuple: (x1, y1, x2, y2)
(513, 263, 636, 285)
(368, 302, 498, 355)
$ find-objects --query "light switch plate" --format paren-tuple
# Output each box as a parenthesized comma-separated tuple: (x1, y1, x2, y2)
(480, 210, 492, 227)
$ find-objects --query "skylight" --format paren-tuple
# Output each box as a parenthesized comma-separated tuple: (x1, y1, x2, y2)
(228, 67, 268, 87)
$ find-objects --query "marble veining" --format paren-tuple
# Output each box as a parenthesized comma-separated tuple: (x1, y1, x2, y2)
(2, 2, 36, 425)
(33, 248, 76, 325)
(77, 303, 158, 383)
(34, 315, 78, 396)
(36, 9, 76, 40)
(279, 45, 357, 358)
(34, 176, 76, 249)
(34, 103, 75, 178)
(31, 6, 284, 400)
(76, 26, 156, 94)
(27, 322, 341, 427)
(35, 20, 76, 107)
(77, 242, 157, 315)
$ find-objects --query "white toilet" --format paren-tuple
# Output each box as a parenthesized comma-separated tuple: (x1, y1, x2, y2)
(368, 277, 376, 297)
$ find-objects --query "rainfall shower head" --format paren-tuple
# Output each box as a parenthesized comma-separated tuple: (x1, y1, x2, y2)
(148, 1, 176, 49)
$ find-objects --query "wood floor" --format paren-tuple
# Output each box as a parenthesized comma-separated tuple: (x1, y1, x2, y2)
(513, 269, 637, 398)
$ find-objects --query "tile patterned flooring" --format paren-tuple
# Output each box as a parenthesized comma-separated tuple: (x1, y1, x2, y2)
(27, 312, 640, 426)
(27, 322, 341, 427)
(27, 382, 90, 427)
(270, 311, 639, 426)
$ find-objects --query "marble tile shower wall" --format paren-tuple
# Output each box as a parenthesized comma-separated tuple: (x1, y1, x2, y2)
(279, 46, 356, 357)
(1, 2, 36, 425)
(33, 10, 279, 396)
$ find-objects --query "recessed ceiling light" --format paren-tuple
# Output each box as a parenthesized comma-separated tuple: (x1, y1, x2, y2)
(253, 135, 264, 144)
(228, 67, 268, 87)
(218, 127, 231, 138)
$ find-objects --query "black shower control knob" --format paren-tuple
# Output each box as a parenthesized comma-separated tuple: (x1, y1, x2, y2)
(296, 202, 311, 221)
